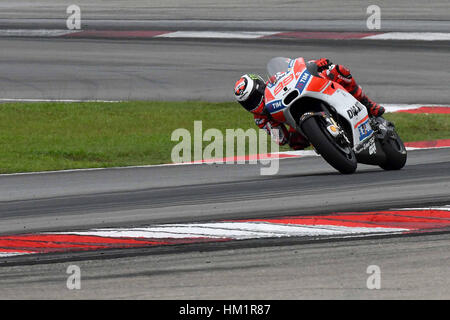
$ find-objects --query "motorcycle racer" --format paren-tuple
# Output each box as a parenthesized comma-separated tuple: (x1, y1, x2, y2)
(234, 58, 386, 150)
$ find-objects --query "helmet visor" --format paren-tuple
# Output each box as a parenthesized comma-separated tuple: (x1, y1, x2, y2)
(239, 79, 265, 112)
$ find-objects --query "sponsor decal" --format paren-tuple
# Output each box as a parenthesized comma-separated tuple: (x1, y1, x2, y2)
(346, 103, 363, 119)
(248, 74, 263, 81)
(288, 59, 295, 68)
(272, 73, 294, 95)
(268, 72, 285, 88)
(266, 100, 284, 113)
(357, 119, 374, 140)
(355, 136, 376, 154)
(295, 70, 311, 93)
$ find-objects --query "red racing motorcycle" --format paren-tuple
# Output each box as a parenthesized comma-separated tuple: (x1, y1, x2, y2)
(264, 57, 407, 173)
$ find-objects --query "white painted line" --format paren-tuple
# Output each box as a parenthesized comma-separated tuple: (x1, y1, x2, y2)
(0, 29, 78, 37)
(276, 150, 318, 157)
(2, 207, 448, 258)
(364, 32, 450, 41)
(394, 207, 450, 211)
(384, 104, 450, 112)
(0, 162, 187, 176)
(0, 143, 447, 177)
(405, 146, 449, 150)
(54, 221, 408, 240)
(0, 98, 122, 103)
(156, 31, 279, 39)
(0, 252, 30, 257)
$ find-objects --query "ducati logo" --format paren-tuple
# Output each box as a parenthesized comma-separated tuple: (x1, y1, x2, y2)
(347, 103, 363, 119)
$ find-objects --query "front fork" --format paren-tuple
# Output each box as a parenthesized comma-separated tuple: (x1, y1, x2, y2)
(299, 111, 351, 148)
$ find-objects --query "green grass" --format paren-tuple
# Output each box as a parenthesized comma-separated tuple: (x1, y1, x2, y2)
(383, 112, 449, 142)
(0, 101, 448, 173)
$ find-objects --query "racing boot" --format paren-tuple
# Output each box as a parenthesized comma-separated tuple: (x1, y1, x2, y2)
(358, 93, 385, 117)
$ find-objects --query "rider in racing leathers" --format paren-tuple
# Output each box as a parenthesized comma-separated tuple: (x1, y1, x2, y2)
(233, 58, 385, 150)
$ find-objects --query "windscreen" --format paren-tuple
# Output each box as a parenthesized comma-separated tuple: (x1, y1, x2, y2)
(266, 57, 292, 82)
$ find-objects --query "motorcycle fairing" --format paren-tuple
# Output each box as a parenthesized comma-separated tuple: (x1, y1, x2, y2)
(264, 57, 376, 152)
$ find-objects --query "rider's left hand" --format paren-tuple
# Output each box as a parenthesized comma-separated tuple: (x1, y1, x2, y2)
(316, 58, 332, 71)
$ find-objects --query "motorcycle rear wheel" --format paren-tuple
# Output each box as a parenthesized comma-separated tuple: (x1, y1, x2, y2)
(379, 129, 407, 170)
(302, 117, 357, 174)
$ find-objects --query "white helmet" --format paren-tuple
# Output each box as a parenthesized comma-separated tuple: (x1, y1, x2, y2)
(234, 74, 266, 112)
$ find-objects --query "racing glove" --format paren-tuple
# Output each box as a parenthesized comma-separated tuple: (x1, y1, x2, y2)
(288, 131, 310, 150)
(315, 58, 332, 72)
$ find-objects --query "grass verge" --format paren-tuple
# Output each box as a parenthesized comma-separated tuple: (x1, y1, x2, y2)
(0, 101, 448, 173)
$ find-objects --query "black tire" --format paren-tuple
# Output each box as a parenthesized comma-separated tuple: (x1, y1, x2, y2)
(379, 130, 407, 170)
(302, 117, 357, 174)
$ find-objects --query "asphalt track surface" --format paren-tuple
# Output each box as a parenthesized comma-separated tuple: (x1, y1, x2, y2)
(0, 0, 449, 300)
(1, 38, 449, 103)
(0, 148, 449, 235)
(1, 0, 449, 32)
(0, 149, 449, 298)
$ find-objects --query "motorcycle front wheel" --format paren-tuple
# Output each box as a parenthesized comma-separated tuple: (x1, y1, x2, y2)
(302, 116, 357, 174)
